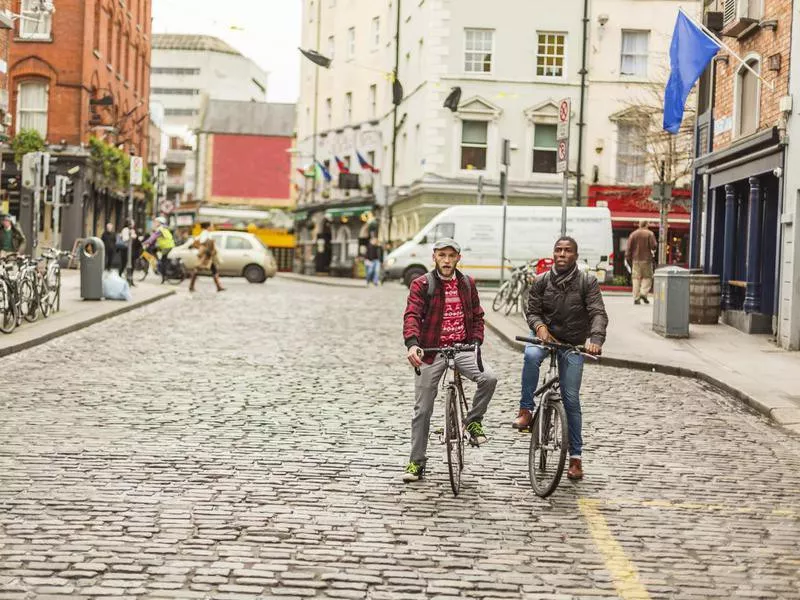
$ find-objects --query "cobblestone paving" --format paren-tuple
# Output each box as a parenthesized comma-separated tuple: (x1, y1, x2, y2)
(1, 279, 799, 600)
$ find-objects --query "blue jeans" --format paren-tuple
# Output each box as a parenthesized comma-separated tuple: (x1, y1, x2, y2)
(520, 333, 585, 457)
(365, 259, 380, 285)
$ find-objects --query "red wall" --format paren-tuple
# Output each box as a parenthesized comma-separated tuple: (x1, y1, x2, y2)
(211, 134, 291, 201)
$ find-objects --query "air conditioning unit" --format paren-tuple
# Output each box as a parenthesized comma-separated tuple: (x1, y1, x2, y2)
(722, 0, 759, 38)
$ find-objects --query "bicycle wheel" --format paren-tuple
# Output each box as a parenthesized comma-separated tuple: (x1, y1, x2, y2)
(135, 257, 149, 282)
(166, 263, 185, 285)
(20, 277, 39, 323)
(528, 393, 568, 498)
(492, 281, 511, 312)
(39, 277, 52, 318)
(445, 387, 463, 497)
(504, 279, 523, 315)
(0, 281, 16, 334)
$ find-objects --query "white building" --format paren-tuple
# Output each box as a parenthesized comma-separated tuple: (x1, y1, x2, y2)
(296, 0, 698, 275)
(151, 34, 269, 138)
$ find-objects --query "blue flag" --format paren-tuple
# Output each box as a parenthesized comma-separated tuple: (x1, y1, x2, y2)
(663, 11, 720, 134)
(315, 160, 332, 182)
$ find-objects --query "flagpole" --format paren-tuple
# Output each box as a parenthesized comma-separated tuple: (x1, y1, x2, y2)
(678, 8, 774, 91)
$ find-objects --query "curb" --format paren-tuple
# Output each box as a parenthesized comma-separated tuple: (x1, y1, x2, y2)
(484, 315, 800, 433)
(277, 273, 377, 289)
(0, 290, 176, 359)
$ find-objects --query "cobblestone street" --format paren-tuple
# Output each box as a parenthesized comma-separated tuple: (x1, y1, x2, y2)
(1, 278, 799, 600)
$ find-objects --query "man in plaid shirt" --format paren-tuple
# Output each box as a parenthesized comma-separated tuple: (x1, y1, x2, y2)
(402, 238, 497, 483)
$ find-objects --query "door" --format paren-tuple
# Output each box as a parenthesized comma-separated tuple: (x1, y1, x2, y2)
(223, 234, 256, 275)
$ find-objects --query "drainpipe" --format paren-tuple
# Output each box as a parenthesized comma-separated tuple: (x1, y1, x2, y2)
(388, 0, 401, 245)
(575, 0, 589, 206)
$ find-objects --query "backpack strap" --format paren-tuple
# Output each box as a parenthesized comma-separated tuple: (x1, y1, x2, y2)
(544, 269, 589, 301)
(423, 269, 472, 309)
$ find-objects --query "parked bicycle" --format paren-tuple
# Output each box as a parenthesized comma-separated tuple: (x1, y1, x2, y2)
(514, 335, 598, 498)
(414, 343, 483, 496)
(492, 259, 531, 316)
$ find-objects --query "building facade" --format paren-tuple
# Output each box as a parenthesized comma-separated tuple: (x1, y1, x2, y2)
(3, 0, 152, 252)
(691, 0, 792, 343)
(296, 0, 698, 278)
(150, 34, 268, 138)
(0, 2, 12, 166)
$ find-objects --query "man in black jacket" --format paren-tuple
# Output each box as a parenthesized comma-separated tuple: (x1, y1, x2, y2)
(512, 236, 608, 480)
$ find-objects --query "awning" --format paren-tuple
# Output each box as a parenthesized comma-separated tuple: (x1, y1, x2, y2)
(294, 210, 308, 221)
(325, 205, 373, 219)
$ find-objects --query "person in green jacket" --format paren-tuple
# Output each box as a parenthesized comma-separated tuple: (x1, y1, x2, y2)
(0, 214, 26, 255)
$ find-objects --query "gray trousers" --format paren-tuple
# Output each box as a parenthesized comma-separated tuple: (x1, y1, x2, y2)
(410, 352, 497, 467)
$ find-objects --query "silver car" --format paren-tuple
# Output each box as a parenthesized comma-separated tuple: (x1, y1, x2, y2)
(170, 231, 278, 283)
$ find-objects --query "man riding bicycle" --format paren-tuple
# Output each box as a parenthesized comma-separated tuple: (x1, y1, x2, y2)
(513, 236, 608, 481)
(402, 238, 497, 483)
(142, 217, 175, 275)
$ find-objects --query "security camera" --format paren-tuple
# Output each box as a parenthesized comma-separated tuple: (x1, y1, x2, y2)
(598, 14, 609, 26)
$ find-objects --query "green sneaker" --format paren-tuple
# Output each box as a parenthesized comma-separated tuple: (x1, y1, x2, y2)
(466, 421, 488, 446)
(402, 461, 425, 483)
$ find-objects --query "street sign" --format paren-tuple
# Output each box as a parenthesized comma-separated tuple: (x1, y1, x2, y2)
(130, 156, 143, 185)
(556, 138, 569, 174)
(557, 98, 571, 140)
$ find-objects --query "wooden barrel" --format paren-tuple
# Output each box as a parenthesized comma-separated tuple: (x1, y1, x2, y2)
(689, 273, 721, 324)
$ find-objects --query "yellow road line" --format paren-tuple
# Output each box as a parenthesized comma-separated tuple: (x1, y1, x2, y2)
(579, 498, 651, 600)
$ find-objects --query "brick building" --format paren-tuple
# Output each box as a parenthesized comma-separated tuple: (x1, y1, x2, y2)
(690, 0, 792, 338)
(3, 0, 152, 252)
(0, 2, 12, 162)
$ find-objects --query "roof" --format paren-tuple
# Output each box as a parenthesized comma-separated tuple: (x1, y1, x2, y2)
(198, 100, 295, 136)
(152, 34, 242, 56)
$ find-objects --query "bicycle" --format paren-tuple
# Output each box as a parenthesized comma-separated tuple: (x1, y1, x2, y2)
(493, 259, 532, 316)
(134, 246, 185, 284)
(414, 343, 483, 496)
(39, 248, 71, 317)
(0, 255, 36, 333)
(515, 335, 598, 498)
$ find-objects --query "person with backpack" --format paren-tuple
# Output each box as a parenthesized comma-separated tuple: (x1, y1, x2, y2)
(512, 236, 608, 481)
(402, 238, 497, 483)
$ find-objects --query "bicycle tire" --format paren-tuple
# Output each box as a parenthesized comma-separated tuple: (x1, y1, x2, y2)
(166, 264, 186, 285)
(40, 277, 52, 318)
(19, 277, 39, 323)
(492, 281, 511, 312)
(528, 394, 568, 498)
(445, 387, 463, 497)
(0, 281, 16, 334)
(504, 278, 523, 315)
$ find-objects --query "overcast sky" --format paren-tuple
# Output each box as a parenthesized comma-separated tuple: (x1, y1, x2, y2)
(152, 0, 301, 103)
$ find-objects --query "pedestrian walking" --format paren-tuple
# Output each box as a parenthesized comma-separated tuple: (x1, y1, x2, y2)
(513, 236, 607, 481)
(117, 220, 136, 277)
(625, 220, 657, 305)
(364, 236, 383, 286)
(101, 223, 116, 270)
(402, 238, 497, 483)
(189, 222, 224, 292)
(0, 214, 26, 255)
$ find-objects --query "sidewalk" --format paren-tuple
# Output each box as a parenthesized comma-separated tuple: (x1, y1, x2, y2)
(485, 293, 800, 434)
(277, 272, 375, 288)
(0, 270, 176, 358)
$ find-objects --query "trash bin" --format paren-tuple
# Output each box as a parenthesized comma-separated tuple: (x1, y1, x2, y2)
(80, 236, 105, 300)
(652, 266, 690, 338)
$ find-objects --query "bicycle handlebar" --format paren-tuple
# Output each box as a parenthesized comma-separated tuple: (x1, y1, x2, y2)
(514, 336, 600, 360)
(413, 343, 484, 375)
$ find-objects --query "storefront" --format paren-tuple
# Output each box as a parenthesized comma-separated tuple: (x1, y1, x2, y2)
(587, 185, 691, 281)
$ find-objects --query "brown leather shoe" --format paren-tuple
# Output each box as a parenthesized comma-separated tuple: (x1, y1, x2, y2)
(512, 408, 533, 430)
(567, 458, 583, 480)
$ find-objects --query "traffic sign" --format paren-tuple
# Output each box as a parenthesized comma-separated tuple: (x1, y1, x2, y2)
(130, 156, 143, 185)
(557, 98, 571, 140)
(556, 139, 569, 174)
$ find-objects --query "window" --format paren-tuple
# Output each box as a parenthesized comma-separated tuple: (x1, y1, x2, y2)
(532, 124, 557, 173)
(123, 33, 130, 81)
(616, 122, 646, 183)
(325, 97, 332, 126)
(737, 59, 760, 136)
(164, 108, 200, 116)
(347, 27, 356, 60)
(19, 0, 52, 39)
(369, 84, 377, 117)
(620, 30, 649, 77)
(327, 35, 335, 60)
(536, 32, 566, 78)
(151, 67, 201, 75)
(93, 2, 102, 51)
(106, 13, 113, 59)
(151, 88, 200, 95)
(226, 236, 253, 250)
(464, 29, 493, 73)
(344, 92, 352, 122)
(115, 22, 122, 71)
(427, 222, 455, 242)
(134, 51, 139, 93)
(460, 120, 488, 170)
(371, 17, 380, 48)
(17, 81, 48, 137)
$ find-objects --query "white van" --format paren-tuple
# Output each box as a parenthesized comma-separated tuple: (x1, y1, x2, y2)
(383, 205, 614, 286)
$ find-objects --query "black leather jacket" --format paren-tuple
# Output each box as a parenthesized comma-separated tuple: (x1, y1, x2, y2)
(526, 270, 608, 347)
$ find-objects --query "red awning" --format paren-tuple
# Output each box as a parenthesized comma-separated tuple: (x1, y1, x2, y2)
(610, 211, 690, 229)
